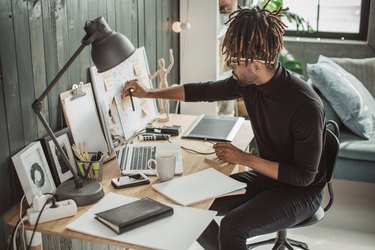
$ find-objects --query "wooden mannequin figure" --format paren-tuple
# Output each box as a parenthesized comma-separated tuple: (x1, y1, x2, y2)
(150, 49, 174, 122)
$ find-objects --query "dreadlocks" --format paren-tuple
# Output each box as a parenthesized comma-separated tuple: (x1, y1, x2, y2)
(222, 0, 288, 67)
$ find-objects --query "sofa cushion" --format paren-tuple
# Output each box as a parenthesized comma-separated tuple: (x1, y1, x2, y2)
(339, 127, 375, 162)
(307, 55, 375, 139)
(306, 79, 343, 127)
(330, 57, 375, 97)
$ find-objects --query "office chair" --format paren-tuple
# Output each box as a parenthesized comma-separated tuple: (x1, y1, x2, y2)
(247, 120, 340, 250)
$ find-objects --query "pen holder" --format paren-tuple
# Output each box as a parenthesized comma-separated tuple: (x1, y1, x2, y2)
(76, 153, 104, 181)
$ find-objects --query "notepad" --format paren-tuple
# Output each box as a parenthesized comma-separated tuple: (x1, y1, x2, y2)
(152, 168, 247, 206)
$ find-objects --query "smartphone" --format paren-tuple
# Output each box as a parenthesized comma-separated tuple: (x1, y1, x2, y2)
(111, 173, 150, 189)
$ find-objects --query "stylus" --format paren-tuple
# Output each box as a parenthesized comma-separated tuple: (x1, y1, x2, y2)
(128, 89, 135, 111)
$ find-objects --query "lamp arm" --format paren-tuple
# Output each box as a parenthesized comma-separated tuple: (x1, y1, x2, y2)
(32, 42, 90, 189)
(34, 43, 87, 103)
(35, 109, 83, 188)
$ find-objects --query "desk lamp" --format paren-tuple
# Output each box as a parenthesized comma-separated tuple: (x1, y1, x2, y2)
(32, 17, 135, 206)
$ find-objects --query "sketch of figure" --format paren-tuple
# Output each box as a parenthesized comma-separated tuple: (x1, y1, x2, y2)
(55, 144, 70, 174)
(105, 98, 126, 148)
(149, 49, 174, 122)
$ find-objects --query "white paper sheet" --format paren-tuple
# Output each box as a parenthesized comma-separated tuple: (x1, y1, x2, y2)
(66, 192, 216, 250)
(152, 168, 247, 206)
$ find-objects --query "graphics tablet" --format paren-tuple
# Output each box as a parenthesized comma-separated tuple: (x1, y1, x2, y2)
(182, 115, 244, 141)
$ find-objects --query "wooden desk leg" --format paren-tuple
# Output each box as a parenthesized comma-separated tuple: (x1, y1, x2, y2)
(26, 230, 43, 250)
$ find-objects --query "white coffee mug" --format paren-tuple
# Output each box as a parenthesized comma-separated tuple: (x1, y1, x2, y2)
(147, 153, 176, 182)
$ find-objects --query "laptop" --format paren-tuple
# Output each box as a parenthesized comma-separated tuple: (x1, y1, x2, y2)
(118, 143, 183, 175)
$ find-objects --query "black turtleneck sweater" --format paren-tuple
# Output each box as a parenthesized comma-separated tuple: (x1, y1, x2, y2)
(184, 63, 326, 187)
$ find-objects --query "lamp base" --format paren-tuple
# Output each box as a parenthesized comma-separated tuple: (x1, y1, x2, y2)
(55, 179, 104, 206)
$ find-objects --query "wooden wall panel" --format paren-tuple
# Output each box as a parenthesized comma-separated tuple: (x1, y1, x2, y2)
(13, 0, 39, 144)
(115, 0, 134, 44)
(0, 54, 17, 217)
(0, 0, 25, 214)
(105, 0, 116, 30)
(144, 0, 158, 86)
(137, 0, 145, 47)
(29, 0, 49, 138)
(0, 0, 24, 154)
(41, 0, 60, 131)
(66, 0, 88, 86)
(0, 0, 179, 249)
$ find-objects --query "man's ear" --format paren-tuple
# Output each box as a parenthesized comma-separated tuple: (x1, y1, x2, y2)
(253, 61, 262, 72)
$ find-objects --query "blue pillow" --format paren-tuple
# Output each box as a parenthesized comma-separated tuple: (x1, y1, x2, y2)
(307, 55, 375, 139)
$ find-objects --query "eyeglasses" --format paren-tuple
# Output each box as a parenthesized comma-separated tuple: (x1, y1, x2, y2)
(229, 57, 274, 66)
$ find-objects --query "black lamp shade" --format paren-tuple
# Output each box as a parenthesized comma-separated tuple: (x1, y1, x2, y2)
(85, 17, 136, 73)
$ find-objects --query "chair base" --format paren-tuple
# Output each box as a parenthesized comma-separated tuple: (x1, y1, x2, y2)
(247, 231, 309, 250)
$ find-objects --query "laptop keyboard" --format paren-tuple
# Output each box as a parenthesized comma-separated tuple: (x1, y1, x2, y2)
(130, 146, 156, 170)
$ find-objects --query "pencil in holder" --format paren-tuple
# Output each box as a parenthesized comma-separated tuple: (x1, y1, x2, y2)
(76, 153, 104, 181)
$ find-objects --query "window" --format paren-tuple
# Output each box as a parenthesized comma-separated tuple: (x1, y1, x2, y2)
(282, 0, 370, 40)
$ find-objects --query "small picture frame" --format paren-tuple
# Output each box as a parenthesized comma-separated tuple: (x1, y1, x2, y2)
(11, 141, 56, 205)
(41, 127, 77, 185)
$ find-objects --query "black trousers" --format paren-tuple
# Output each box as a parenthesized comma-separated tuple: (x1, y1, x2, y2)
(198, 170, 323, 250)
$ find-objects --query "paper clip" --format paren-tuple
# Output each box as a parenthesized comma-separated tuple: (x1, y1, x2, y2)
(70, 82, 86, 100)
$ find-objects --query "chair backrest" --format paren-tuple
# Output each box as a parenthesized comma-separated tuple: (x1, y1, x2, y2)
(322, 120, 340, 212)
(325, 120, 340, 183)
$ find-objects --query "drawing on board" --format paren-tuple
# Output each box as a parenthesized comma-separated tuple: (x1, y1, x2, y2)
(90, 47, 158, 151)
(103, 97, 126, 149)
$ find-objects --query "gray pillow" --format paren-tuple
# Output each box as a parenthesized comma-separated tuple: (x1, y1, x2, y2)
(306, 79, 343, 127)
(330, 57, 375, 97)
(307, 55, 375, 139)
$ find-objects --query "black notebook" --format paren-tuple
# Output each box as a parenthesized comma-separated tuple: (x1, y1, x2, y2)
(94, 197, 174, 234)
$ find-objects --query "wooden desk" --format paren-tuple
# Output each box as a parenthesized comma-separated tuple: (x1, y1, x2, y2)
(6, 114, 253, 249)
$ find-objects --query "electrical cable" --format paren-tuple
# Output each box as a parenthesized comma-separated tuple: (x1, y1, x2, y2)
(163, 135, 216, 155)
(9, 212, 26, 250)
(19, 195, 27, 250)
(11, 216, 28, 250)
(27, 193, 56, 250)
(181, 146, 216, 155)
(127, 128, 146, 144)
(8, 194, 27, 250)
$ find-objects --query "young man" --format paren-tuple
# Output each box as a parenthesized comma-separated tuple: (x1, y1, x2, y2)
(123, 3, 326, 250)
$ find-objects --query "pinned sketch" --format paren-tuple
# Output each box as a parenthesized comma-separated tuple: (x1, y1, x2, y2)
(90, 47, 158, 151)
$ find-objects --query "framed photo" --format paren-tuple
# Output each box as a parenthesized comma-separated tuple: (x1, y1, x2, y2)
(11, 141, 56, 205)
(41, 127, 77, 185)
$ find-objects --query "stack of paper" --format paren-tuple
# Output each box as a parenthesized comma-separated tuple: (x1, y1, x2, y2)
(152, 167, 247, 206)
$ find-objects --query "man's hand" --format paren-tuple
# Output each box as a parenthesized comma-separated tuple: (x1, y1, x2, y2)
(213, 142, 247, 164)
(122, 80, 149, 98)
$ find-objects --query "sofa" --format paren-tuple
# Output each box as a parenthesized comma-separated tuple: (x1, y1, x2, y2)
(307, 56, 375, 183)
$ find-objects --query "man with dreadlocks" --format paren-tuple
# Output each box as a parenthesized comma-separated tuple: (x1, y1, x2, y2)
(123, 2, 326, 250)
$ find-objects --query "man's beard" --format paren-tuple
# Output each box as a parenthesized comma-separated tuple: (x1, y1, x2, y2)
(233, 71, 250, 87)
